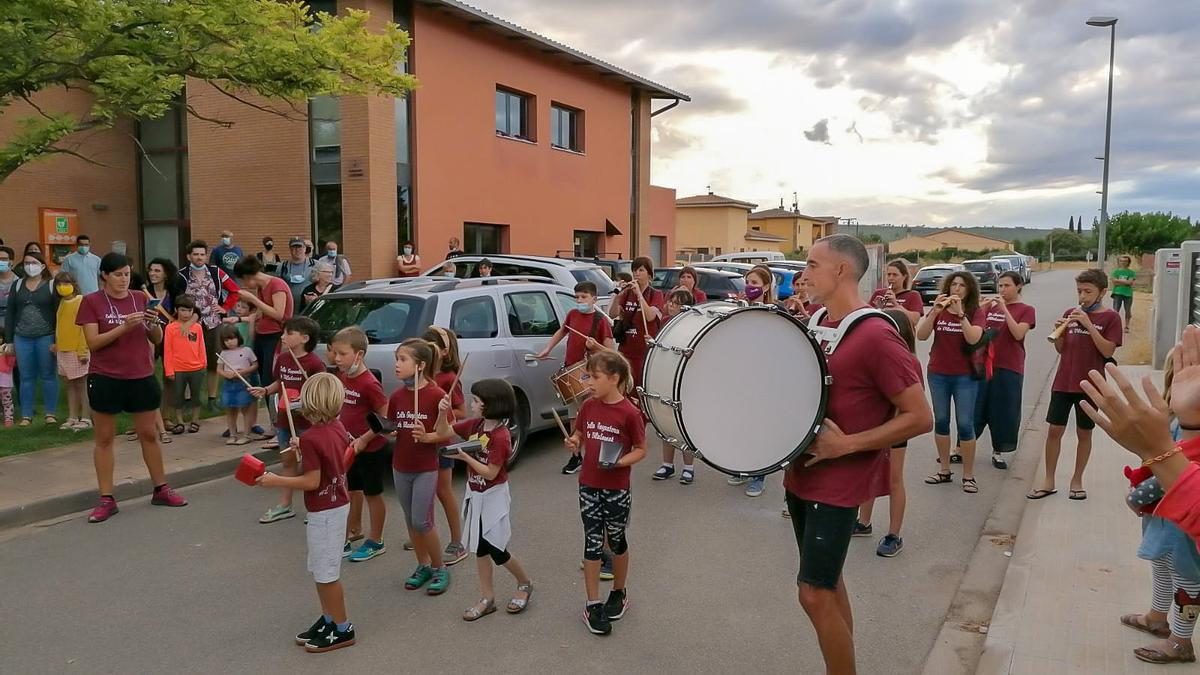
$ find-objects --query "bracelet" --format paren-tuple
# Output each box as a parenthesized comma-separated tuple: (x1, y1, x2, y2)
(1143, 446, 1182, 467)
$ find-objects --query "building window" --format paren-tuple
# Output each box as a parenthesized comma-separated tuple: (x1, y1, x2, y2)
(313, 184, 343, 249)
(137, 96, 189, 266)
(550, 103, 582, 152)
(573, 231, 600, 257)
(495, 88, 532, 140)
(310, 96, 341, 163)
(464, 222, 506, 254)
(505, 292, 561, 337)
(649, 236, 666, 267)
(397, 186, 411, 252)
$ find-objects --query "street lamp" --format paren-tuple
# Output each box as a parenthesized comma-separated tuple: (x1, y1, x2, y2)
(1087, 15, 1117, 271)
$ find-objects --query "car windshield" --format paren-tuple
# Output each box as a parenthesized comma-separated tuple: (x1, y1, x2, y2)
(964, 262, 992, 272)
(915, 268, 950, 280)
(570, 268, 617, 295)
(305, 296, 425, 344)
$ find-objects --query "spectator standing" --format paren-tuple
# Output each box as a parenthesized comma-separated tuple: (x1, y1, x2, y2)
(59, 235, 102, 295)
(300, 262, 338, 313)
(322, 241, 352, 287)
(446, 237, 465, 258)
(0, 246, 16, 337)
(53, 271, 91, 430)
(397, 241, 421, 277)
(139, 258, 181, 444)
(279, 237, 316, 306)
(14, 242, 44, 278)
(1112, 254, 1136, 333)
(5, 251, 59, 425)
(234, 256, 294, 447)
(176, 240, 240, 410)
(256, 236, 281, 274)
(210, 230, 244, 278)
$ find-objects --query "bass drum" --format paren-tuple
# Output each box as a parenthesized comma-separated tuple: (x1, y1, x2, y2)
(639, 303, 829, 476)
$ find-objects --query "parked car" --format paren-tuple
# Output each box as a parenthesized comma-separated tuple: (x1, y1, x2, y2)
(693, 262, 796, 299)
(768, 260, 808, 274)
(423, 254, 616, 304)
(305, 276, 595, 466)
(710, 250, 785, 264)
(553, 252, 632, 281)
(994, 259, 1013, 272)
(912, 264, 966, 304)
(962, 259, 1004, 293)
(651, 267, 746, 301)
(991, 253, 1031, 283)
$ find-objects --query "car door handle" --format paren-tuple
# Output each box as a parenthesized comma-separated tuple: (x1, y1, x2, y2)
(523, 354, 539, 365)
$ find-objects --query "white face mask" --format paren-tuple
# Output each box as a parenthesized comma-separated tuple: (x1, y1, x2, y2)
(24, 263, 44, 277)
(403, 247, 413, 255)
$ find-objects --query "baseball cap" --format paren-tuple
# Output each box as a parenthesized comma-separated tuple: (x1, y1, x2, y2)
(289, 237, 304, 247)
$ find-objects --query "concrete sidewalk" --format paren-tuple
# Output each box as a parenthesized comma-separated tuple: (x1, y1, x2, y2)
(978, 365, 1169, 674)
(0, 418, 279, 530)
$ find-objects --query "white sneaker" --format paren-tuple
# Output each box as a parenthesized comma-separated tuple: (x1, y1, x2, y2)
(727, 475, 751, 486)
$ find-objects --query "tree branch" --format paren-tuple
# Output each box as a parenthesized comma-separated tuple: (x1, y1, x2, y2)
(184, 103, 234, 128)
(208, 81, 305, 121)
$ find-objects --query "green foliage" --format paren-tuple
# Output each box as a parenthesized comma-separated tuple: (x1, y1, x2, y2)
(1107, 211, 1195, 256)
(855, 233, 884, 244)
(1048, 230, 1088, 257)
(1012, 238, 1022, 252)
(1025, 238, 1046, 258)
(0, 0, 418, 181)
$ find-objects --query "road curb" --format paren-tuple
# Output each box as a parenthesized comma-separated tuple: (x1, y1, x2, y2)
(0, 446, 281, 531)
(920, 366, 1057, 675)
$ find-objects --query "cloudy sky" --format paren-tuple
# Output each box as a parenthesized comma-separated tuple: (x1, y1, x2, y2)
(472, 0, 1199, 229)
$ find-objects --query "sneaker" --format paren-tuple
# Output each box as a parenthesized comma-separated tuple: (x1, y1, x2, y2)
(403, 540, 415, 551)
(599, 556, 614, 581)
(349, 539, 386, 563)
(877, 534, 904, 558)
(443, 542, 468, 566)
(87, 496, 119, 523)
(652, 465, 675, 480)
(991, 454, 1008, 470)
(852, 521, 873, 537)
(259, 505, 295, 524)
(295, 616, 332, 645)
(727, 475, 751, 486)
(583, 603, 612, 635)
(222, 428, 231, 438)
(680, 467, 695, 485)
(745, 476, 765, 497)
(604, 588, 628, 621)
(305, 623, 355, 653)
(151, 485, 188, 507)
(561, 454, 583, 474)
(342, 541, 353, 559)
(427, 566, 451, 595)
(404, 564, 434, 590)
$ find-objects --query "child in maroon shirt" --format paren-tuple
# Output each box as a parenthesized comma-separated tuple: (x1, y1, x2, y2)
(424, 326, 468, 566)
(1029, 269, 1122, 501)
(257, 373, 355, 653)
(564, 351, 646, 636)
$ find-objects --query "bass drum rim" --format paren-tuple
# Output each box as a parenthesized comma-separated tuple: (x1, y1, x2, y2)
(666, 303, 829, 477)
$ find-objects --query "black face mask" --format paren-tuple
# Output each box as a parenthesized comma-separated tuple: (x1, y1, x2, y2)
(264, 242, 273, 250)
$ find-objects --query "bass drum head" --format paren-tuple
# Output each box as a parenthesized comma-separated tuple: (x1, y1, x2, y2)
(677, 306, 827, 475)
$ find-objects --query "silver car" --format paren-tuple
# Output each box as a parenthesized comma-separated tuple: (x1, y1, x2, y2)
(422, 254, 616, 307)
(305, 276, 601, 466)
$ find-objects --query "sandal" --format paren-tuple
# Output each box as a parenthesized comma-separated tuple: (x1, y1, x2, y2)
(462, 598, 496, 622)
(1026, 489, 1057, 500)
(507, 582, 533, 614)
(187, 422, 200, 434)
(962, 477, 978, 494)
(170, 424, 185, 435)
(1068, 489, 1088, 501)
(125, 428, 139, 440)
(18, 418, 31, 427)
(159, 432, 173, 444)
(44, 415, 58, 425)
(924, 471, 953, 485)
(1121, 613, 1171, 639)
(1134, 640, 1196, 664)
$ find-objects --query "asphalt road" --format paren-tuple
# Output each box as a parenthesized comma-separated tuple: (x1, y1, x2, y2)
(0, 270, 1081, 674)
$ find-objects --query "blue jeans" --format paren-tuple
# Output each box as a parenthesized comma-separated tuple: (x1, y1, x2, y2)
(14, 334, 57, 420)
(928, 372, 978, 441)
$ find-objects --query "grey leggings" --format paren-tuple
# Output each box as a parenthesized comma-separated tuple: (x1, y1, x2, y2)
(393, 469, 438, 533)
(172, 370, 206, 413)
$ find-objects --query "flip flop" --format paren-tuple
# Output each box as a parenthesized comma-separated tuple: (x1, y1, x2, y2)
(1068, 489, 1088, 501)
(1026, 489, 1057, 500)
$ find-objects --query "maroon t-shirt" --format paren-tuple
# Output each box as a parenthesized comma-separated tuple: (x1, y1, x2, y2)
(563, 308, 613, 365)
(453, 419, 510, 492)
(254, 276, 293, 336)
(272, 350, 326, 432)
(338, 368, 388, 453)
(389, 382, 447, 473)
(983, 302, 1036, 375)
(75, 291, 155, 380)
(433, 371, 464, 420)
(1052, 307, 1123, 393)
(576, 396, 646, 491)
(615, 285, 665, 364)
(300, 420, 351, 513)
(785, 311, 923, 507)
(928, 308, 985, 376)
(869, 288, 924, 317)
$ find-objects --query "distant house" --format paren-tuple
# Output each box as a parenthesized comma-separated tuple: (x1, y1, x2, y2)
(747, 207, 838, 252)
(888, 228, 1013, 254)
(675, 192, 790, 259)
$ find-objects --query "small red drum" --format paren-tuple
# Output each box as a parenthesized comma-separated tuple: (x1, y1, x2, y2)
(552, 360, 591, 405)
(235, 454, 265, 486)
(275, 388, 301, 416)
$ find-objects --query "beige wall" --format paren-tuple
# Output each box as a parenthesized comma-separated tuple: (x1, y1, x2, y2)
(891, 231, 1013, 253)
(753, 216, 797, 250)
(675, 205, 749, 255)
(742, 235, 789, 253)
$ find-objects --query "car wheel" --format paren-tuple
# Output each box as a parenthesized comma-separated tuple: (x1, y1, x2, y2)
(505, 392, 530, 468)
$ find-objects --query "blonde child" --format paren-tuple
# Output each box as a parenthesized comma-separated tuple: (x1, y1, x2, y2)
(52, 271, 91, 430)
(565, 350, 646, 635)
(434, 377, 534, 620)
(216, 324, 257, 445)
(257, 372, 356, 653)
(424, 326, 468, 565)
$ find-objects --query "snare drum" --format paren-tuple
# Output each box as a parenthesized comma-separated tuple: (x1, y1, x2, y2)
(552, 360, 591, 405)
(639, 303, 829, 476)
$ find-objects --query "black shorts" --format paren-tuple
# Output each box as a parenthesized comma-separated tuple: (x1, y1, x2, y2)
(347, 443, 392, 496)
(579, 486, 632, 561)
(203, 325, 220, 370)
(1046, 391, 1096, 430)
(88, 374, 162, 415)
(785, 491, 858, 591)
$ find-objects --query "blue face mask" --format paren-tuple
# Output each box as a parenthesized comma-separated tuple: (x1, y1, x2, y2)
(576, 302, 593, 313)
(77, 245, 90, 255)
(189, 263, 206, 272)
(401, 376, 416, 387)
(327, 250, 337, 258)
(0, 261, 9, 273)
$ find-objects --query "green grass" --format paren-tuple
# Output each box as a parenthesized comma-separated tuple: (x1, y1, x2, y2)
(0, 364, 227, 459)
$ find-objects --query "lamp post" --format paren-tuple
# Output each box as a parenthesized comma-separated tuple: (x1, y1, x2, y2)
(1087, 15, 1117, 271)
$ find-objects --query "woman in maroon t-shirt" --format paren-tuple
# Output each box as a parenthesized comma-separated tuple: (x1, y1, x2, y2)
(233, 255, 293, 392)
(916, 271, 984, 493)
(77, 253, 188, 523)
(974, 272, 1036, 470)
(674, 266, 707, 304)
(607, 256, 664, 392)
(869, 260, 923, 326)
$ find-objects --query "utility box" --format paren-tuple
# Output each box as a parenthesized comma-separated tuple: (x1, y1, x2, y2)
(1172, 240, 1200, 355)
(1153, 247, 1182, 369)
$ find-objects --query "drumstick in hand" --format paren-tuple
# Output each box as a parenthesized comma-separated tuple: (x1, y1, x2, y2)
(288, 348, 310, 380)
(215, 353, 254, 389)
(446, 352, 470, 404)
(564, 324, 591, 340)
(550, 408, 570, 439)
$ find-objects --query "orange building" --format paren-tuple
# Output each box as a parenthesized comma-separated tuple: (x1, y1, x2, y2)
(0, 0, 687, 276)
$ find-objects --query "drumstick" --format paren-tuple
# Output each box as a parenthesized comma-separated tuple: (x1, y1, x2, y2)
(447, 352, 470, 404)
(564, 324, 591, 341)
(215, 352, 254, 389)
(412, 369, 422, 433)
(550, 408, 570, 439)
(288, 348, 310, 380)
(280, 387, 298, 445)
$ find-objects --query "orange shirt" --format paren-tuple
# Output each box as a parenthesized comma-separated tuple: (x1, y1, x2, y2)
(163, 320, 207, 377)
